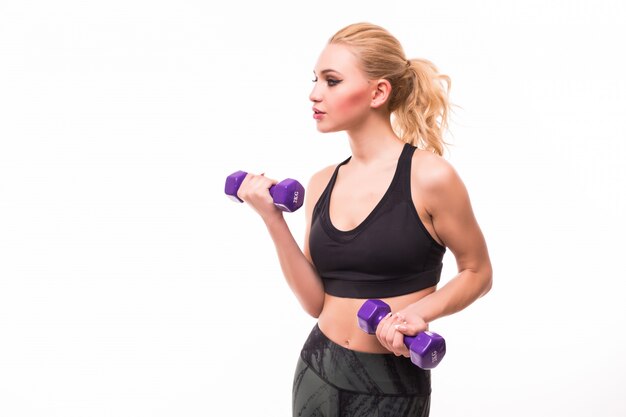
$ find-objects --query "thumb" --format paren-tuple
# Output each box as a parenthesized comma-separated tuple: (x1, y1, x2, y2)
(394, 323, 422, 336)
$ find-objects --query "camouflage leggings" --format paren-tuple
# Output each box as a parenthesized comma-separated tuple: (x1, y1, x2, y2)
(292, 323, 431, 417)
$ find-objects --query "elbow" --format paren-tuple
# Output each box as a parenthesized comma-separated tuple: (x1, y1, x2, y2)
(482, 279, 492, 297)
(480, 267, 493, 297)
(303, 295, 324, 319)
(306, 300, 324, 318)
(308, 310, 321, 319)
(306, 306, 322, 319)
(306, 285, 326, 318)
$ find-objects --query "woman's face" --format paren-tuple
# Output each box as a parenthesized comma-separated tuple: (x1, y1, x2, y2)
(310, 43, 375, 133)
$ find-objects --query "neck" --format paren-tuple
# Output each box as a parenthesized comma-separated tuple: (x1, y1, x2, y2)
(345, 112, 404, 166)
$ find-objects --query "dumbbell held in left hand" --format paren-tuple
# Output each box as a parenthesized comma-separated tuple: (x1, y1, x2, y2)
(224, 170, 305, 213)
(357, 299, 446, 369)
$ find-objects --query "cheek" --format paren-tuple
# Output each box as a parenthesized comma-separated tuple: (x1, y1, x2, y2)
(335, 87, 371, 115)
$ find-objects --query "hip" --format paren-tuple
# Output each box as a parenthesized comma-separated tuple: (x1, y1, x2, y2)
(297, 322, 431, 396)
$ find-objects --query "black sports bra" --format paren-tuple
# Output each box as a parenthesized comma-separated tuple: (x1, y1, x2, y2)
(309, 143, 446, 299)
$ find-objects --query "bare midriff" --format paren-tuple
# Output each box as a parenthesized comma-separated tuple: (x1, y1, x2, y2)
(317, 286, 436, 353)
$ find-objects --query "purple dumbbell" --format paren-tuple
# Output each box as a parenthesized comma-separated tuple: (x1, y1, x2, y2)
(224, 170, 305, 213)
(357, 299, 446, 369)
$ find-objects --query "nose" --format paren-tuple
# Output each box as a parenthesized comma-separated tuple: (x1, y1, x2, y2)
(309, 82, 322, 103)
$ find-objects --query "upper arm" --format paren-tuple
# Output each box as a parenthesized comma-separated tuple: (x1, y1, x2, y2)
(420, 157, 492, 275)
(303, 165, 335, 264)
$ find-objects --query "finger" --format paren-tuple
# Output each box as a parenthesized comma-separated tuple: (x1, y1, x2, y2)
(375, 312, 393, 350)
(383, 314, 404, 352)
(395, 322, 426, 337)
(385, 314, 408, 356)
(239, 172, 269, 194)
(375, 312, 390, 348)
(236, 173, 254, 201)
(248, 174, 277, 189)
(391, 329, 410, 357)
(245, 175, 275, 197)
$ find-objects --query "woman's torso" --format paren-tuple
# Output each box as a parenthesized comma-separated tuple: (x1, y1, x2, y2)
(317, 288, 437, 353)
(310, 143, 446, 353)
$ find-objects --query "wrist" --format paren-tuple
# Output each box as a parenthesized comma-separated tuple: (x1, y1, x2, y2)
(263, 212, 285, 228)
(407, 298, 437, 324)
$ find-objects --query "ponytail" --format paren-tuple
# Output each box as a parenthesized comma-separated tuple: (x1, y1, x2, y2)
(393, 58, 452, 156)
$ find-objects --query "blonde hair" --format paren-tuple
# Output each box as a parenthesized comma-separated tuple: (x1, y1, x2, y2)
(329, 22, 455, 156)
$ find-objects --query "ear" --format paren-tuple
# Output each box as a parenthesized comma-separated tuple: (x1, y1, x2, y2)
(370, 79, 392, 109)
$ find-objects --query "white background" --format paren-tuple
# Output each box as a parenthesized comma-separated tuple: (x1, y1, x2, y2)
(1, 1, 625, 416)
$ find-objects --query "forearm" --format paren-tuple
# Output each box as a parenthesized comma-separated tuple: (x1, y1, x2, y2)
(410, 267, 492, 324)
(264, 215, 325, 318)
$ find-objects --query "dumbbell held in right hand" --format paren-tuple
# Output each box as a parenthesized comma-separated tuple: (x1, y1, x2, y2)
(224, 170, 305, 213)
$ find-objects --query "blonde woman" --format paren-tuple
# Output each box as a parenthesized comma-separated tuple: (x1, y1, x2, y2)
(236, 22, 493, 416)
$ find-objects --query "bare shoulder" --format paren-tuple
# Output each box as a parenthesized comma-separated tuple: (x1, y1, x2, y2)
(306, 163, 336, 202)
(412, 149, 460, 186)
(411, 149, 467, 214)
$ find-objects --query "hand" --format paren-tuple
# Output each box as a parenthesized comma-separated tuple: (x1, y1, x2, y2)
(236, 172, 283, 223)
(375, 307, 428, 358)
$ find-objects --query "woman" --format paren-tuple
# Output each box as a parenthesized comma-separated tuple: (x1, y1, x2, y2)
(236, 22, 492, 417)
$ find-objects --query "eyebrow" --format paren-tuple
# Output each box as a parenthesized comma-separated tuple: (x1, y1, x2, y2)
(313, 69, 343, 76)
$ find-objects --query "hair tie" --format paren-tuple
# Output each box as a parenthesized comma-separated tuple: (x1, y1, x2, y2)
(406, 59, 412, 67)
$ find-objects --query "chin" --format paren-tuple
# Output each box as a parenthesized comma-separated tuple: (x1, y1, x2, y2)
(316, 124, 340, 134)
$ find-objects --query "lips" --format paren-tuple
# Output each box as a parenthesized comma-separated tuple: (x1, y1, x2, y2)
(313, 107, 326, 120)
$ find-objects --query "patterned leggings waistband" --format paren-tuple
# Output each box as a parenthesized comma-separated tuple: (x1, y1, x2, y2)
(299, 323, 431, 396)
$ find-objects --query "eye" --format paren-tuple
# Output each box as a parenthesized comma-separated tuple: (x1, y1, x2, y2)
(311, 75, 342, 86)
